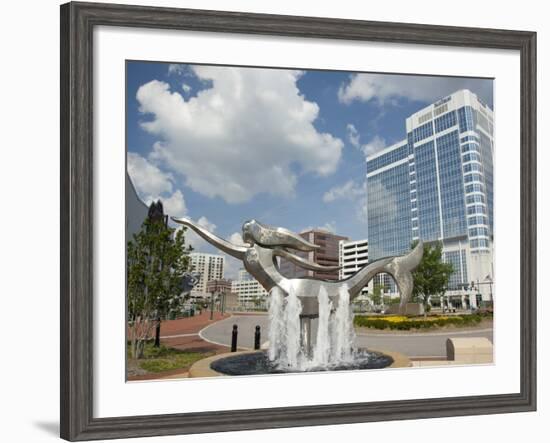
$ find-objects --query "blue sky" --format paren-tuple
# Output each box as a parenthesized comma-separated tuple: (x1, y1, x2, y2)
(126, 61, 492, 277)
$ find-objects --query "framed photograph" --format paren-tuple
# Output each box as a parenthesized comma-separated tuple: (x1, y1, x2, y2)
(60, 1, 536, 441)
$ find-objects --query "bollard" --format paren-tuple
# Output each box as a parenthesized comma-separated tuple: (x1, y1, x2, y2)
(231, 324, 238, 352)
(254, 325, 261, 350)
(154, 317, 161, 348)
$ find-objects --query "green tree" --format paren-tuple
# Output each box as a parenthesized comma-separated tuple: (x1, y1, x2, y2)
(411, 240, 453, 316)
(251, 295, 264, 311)
(369, 283, 384, 307)
(127, 202, 192, 359)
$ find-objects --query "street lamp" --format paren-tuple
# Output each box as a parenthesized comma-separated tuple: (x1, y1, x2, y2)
(470, 276, 493, 309)
(209, 289, 215, 320)
(221, 290, 226, 316)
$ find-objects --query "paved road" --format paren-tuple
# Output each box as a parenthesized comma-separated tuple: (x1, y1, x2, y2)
(200, 314, 493, 358)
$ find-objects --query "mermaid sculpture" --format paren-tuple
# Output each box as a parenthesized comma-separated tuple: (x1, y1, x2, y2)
(172, 217, 423, 316)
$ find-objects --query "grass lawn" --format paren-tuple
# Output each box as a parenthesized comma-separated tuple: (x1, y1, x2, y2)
(127, 342, 215, 375)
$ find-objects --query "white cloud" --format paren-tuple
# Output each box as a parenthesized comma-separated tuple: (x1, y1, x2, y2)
(127, 152, 187, 217)
(228, 231, 246, 246)
(127, 151, 173, 196)
(362, 135, 386, 156)
(184, 216, 217, 251)
(300, 221, 337, 234)
(197, 216, 216, 232)
(137, 66, 344, 204)
(167, 64, 187, 76)
(321, 221, 337, 233)
(161, 190, 186, 218)
(346, 123, 360, 149)
(345, 123, 386, 157)
(338, 73, 493, 106)
(182, 83, 192, 93)
(322, 180, 364, 203)
(323, 179, 370, 223)
(223, 254, 242, 280)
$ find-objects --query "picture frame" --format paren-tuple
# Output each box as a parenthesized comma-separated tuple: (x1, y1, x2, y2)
(60, 1, 537, 441)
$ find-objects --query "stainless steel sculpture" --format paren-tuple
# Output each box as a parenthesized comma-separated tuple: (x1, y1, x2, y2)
(172, 217, 423, 355)
(179, 271, 201, 295)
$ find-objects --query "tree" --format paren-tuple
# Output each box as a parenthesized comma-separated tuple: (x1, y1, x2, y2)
(411, 240, 453, 317)
(127, 201, 192, 359)
(251, 295, 263, 311)
(369, 283, 384, 307)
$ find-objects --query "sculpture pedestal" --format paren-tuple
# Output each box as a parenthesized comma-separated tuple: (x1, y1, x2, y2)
(299, 314, 318, 358)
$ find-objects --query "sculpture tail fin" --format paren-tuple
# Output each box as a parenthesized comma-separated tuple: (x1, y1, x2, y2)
(383, 241, 424, 314)
(392, 240, 424, 270)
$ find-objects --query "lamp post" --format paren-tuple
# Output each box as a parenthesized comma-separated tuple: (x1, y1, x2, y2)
(209, 289, 215, 321)
(470, 276, 493, 309)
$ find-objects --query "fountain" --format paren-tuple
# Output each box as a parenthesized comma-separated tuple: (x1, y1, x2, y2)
(173, 217, 423, 375)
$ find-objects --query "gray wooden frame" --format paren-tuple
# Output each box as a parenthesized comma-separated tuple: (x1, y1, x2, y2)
(60, 1, 537, 441)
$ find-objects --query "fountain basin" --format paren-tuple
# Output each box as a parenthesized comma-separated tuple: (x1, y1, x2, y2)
(188, 350, 411, 378)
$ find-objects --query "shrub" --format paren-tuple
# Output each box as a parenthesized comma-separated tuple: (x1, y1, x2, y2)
(354, 313, 491, 330)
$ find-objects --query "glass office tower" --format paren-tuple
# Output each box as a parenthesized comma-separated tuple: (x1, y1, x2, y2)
(366, 90, 494, 307)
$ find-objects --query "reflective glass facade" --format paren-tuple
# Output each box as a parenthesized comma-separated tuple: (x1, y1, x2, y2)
(414, 141, 440, 240)
(436, 130, 467, 239)
(366, 90, 494, 292)
(366, 144, 408, 171)
(366, 161, 412, 259)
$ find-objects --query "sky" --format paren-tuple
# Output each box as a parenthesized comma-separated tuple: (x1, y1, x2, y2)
(126, 61, 493, 278)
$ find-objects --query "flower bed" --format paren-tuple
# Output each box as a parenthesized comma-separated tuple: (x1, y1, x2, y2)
(354, 313, 492, 330)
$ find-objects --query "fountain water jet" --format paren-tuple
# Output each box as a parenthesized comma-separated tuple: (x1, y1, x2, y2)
(283, 288, 303, 368)
(267, 287, 285, 362)
(312, 287, 332, 367)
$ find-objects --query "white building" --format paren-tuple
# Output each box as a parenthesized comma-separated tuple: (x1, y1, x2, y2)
(189, 252, 225, 298)
(338, 239, 373, 300)
(231, 268, 268, 308)
(366, 89, 494, 309)
(238, 268, 253, 281)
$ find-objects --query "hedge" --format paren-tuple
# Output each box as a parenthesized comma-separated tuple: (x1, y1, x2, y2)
(353, 313, 492, 330)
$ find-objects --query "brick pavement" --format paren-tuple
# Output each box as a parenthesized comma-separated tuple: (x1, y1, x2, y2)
(159, 311, 230, 336)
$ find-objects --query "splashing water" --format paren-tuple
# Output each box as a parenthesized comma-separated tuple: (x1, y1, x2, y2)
(331, 285, 356, 364)
(312, 287, 332, 367)
(283, 288, 303, 368)
(267, 287, 285, 361)
(267, 286, 304, 369)
(268, 284, 358, 371)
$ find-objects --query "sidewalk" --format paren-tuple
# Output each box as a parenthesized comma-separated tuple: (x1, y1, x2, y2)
(160, 311, 231, 353)
(159, 311, 230, 336)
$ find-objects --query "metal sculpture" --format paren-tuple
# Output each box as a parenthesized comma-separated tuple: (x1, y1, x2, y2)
(172, 217, 423, 354)
(179, 271, 201, 295)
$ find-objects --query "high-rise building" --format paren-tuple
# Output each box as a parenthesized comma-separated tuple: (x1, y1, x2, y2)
(338, 239, 372, 299)
(366, 90, 494, 308)
(231, 277, 269, 308)
(237, 268, 253, 281)
(279, 229, 349, 280)
(189, 252, 225, 297)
